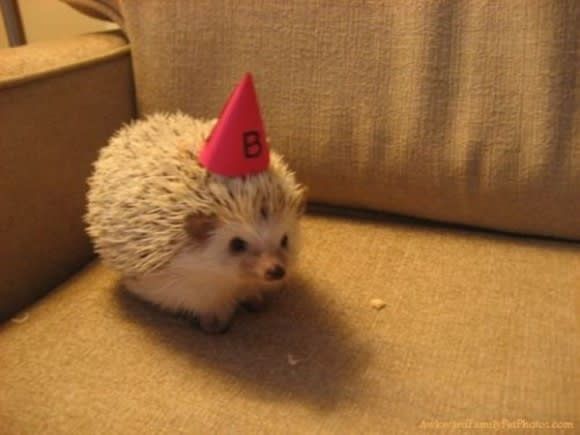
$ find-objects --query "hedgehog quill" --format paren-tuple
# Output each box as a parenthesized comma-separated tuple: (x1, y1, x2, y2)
(85, 74, 306, 333)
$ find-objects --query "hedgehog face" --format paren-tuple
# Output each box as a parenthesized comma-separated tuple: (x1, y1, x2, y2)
(215, 213, 300, 286)
(186, 208, 301, 286)
(222, 216, 296, 284)
(181, 164, 306, 287)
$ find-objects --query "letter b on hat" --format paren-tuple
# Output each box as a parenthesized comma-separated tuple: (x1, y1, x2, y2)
(243, 130, 262, 158)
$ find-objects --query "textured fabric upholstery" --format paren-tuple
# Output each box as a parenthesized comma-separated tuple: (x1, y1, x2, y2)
(0, 32, 135, 319)
(63, 0, 580, 240)
(1, 214, 577, 433)
(0, 30, 127, 79)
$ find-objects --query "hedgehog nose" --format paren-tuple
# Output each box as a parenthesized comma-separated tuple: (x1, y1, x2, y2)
(265, 265, 285, 281)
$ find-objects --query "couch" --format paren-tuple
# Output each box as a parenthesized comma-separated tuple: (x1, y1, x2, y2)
(1, 1, 578, 433)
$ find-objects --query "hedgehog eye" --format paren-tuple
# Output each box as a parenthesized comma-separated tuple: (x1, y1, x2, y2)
(281, 234, 288, 249)
(229, 237, 248, 254)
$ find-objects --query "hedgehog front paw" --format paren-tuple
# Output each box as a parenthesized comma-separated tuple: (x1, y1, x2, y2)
(241, 294, 267, 312)
(197, 312, 232, 334)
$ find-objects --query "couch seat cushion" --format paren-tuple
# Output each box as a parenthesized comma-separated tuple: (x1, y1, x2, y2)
(1, 213, 577, 433)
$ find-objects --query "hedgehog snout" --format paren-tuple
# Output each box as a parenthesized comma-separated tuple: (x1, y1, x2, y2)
(265, 264, 285, 281)
(239, 250, 289, 283)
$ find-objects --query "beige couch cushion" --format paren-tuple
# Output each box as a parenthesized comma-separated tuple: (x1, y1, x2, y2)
(0, 30, 126, 80)
(0, 32, 134, 320)
(1, 214, 577, 433)
(63, 0, 580, 240)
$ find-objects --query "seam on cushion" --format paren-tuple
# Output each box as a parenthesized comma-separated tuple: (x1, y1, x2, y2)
(306, 203, 580, 243)
(0, 45, 131, 90)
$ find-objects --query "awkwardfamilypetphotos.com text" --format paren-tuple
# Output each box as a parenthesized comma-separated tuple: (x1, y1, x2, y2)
(418, 418, 574, 430)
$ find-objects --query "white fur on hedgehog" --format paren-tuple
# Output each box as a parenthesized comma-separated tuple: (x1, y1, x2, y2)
(86, 113, 305, 329)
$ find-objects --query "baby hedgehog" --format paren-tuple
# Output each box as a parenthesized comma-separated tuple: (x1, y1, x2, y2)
(86, 113, 306, 333)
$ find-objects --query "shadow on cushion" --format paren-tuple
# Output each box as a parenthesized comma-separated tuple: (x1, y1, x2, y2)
(114, 274, 375, 411)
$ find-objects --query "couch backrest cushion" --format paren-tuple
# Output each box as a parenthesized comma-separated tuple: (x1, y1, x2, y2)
(65, 0, 580, 240)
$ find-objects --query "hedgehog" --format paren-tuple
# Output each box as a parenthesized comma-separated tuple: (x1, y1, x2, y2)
(86, 112, 306, 333)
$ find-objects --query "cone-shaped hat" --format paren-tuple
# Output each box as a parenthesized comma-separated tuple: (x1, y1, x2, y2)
(199, 73, 270, 176)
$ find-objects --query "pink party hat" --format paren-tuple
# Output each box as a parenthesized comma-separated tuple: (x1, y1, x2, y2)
(199, 73, 270, 177)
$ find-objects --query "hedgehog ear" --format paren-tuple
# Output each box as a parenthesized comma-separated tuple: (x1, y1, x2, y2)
(185, 213, 218, 243)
